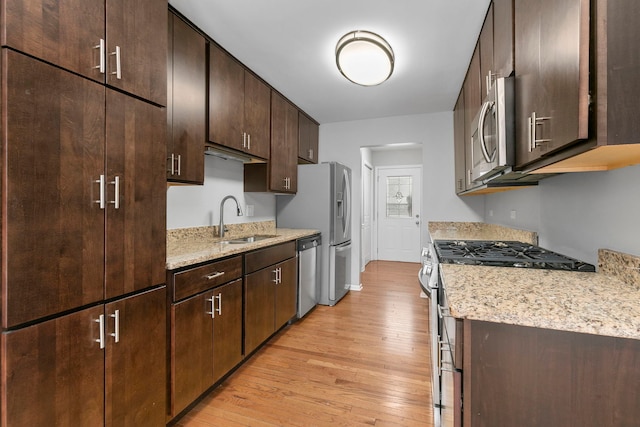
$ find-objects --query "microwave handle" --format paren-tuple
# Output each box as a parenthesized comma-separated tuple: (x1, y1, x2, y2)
(477, 100, 495, 163)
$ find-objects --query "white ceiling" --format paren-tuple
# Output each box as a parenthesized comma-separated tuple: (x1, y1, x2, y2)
(169, 0, 491, 125)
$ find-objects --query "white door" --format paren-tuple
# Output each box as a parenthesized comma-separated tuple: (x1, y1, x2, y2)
(361, 163, 373, 270)
(376, 166, 422, 262)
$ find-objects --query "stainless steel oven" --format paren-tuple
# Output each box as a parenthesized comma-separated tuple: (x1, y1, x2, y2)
(470, 76, 515, 183)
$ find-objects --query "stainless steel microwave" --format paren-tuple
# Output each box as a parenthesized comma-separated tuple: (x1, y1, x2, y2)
(470, 76, 515, 183)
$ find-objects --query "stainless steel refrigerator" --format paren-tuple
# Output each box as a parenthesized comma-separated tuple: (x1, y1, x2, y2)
(276, 162, 352, 306)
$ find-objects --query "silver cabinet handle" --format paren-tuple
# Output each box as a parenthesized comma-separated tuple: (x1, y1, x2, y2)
(247, 133, 251, 150)
(529, 112, 552, 152)
(205, 295, 215, 318)
(176, 154, 181, 176)
(206, 271, 225, 280)
(215, 293, 222, 316)
(109, 176, 120, 209)
(93, 39, 105, 74)
(109, 310, 120, 343)
(94, 175, 106, 209)
(242, 132, 247, 148)
(110, 46, 122, 79)
(95, 314, 105, 349)
(168, 154, 175, 175)
(309, 148, 313, 160)
(272, 268, 279, 284)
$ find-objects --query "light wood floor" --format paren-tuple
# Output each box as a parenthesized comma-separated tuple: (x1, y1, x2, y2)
(174, 260, 432, 426)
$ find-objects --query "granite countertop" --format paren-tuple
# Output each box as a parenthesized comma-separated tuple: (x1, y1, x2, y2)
(441, 258, 640, 340)
(428, 221, 640, 340)
(166, 221, 319, 270)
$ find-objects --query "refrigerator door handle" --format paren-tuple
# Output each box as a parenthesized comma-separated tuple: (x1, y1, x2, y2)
(343, 169, 352, 240)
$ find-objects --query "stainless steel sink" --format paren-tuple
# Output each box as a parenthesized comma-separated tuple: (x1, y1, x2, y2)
(221, 235, 278, 244)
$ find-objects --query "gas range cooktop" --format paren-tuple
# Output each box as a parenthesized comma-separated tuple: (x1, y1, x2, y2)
(433, 240, 596, 272)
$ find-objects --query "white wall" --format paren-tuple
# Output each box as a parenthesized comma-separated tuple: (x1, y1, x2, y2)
(371, 148, 422, 166)
(321, 111, 484, 287)
(167, 155, 275, 229)
(485, 164, 640, 265)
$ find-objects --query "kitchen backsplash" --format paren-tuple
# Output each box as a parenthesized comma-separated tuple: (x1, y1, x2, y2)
(599, 249, 640, 290)
(428, 221, 538, 245)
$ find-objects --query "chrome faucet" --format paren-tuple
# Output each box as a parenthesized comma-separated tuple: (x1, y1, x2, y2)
(219, 195, 243, 238)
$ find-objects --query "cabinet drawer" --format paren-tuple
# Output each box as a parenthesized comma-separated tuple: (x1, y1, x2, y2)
(172, 256, 242, 301)
(245, 241, 295, 274)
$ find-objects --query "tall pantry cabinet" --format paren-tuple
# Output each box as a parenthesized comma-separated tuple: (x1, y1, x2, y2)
(0, 1, 168, 426)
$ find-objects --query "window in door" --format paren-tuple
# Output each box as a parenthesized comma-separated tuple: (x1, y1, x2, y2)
(385, 176, 413, 217)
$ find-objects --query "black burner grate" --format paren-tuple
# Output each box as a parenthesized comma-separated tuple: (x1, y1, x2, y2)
(434, 240, 596, 272)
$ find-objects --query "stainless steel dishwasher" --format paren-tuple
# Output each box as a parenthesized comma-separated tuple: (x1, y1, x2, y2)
(297, 234, 321, 318)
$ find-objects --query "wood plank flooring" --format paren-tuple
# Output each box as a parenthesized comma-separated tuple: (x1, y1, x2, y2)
(174, 260, 432, 426)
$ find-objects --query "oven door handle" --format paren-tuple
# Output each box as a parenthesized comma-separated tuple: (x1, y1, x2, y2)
(478, 100, 496, 163)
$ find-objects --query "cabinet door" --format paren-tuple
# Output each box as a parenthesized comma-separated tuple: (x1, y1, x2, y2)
(209, 43, 245, 152)
(1, 0, 105, 83)
(515, 0, 589, 167)
(453, 90, 466, 194)
(270, 91, 299, 193)
(105, 89, 166, 300)
(493, 0, 514, 78)
(538, 0, 590, 154)
(274, 258, 297, 329)
(244, 71, 271, 160)
(105, 0, 167, 106)
(463, 45, 481, 189)
(105, 287, 166, 427)
(1, 306, 105, 427)
(514, 0, 542, 166)
(298, 112, 319, 164)
(1, 50, 105, 328)
(479, 3, 494, 98)
(244, 267, 276, 355)
(171, 290, 215, 416)
(213, 279, 244, 381)
(167, 14, 205, 184)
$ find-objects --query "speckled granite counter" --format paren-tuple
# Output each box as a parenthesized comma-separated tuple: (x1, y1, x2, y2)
(166, 220, 319, 270)
(428, 221, 538, 245)
(441, 250, 640, 340)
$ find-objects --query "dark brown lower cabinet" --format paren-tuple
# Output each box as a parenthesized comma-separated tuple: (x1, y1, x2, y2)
(244, 243, 297, 355)
(464, 320, 640, 427)
(1, 287, 166, 427)
(171, 278, 243, 416)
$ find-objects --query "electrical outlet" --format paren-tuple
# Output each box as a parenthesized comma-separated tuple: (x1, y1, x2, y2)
(510, 210, 517, 220)
(246, 205, 254, 217)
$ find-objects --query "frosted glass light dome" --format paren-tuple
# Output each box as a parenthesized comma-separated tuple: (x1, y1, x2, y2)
(336, 30, 394, 86)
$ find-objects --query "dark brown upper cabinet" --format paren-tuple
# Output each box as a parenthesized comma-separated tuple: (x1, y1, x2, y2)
(453, 89, 467, 194)
(480, 0, 514, 97)
(493, 0, 515, 80)
(1, 0, 167, 106)
(514, 0, 590, 168)
(167, 12, 205, 184)
(298, 111, 319, 164)
(463, 44, 482, 190)
(529, 0, 640, 173)
(209, 43, 271, 160)
(244, 91, 299, 193)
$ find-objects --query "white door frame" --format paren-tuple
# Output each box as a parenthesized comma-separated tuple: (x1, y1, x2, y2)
(360, 161, 373, 271)
(373, 164, 423, 262)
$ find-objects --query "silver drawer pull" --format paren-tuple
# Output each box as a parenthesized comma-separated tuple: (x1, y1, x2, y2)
(93, 39, 105, 73)
(206, 271, 225, 280)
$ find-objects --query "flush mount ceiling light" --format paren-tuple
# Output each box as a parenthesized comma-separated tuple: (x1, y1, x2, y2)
(335, 30, 394, 86)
